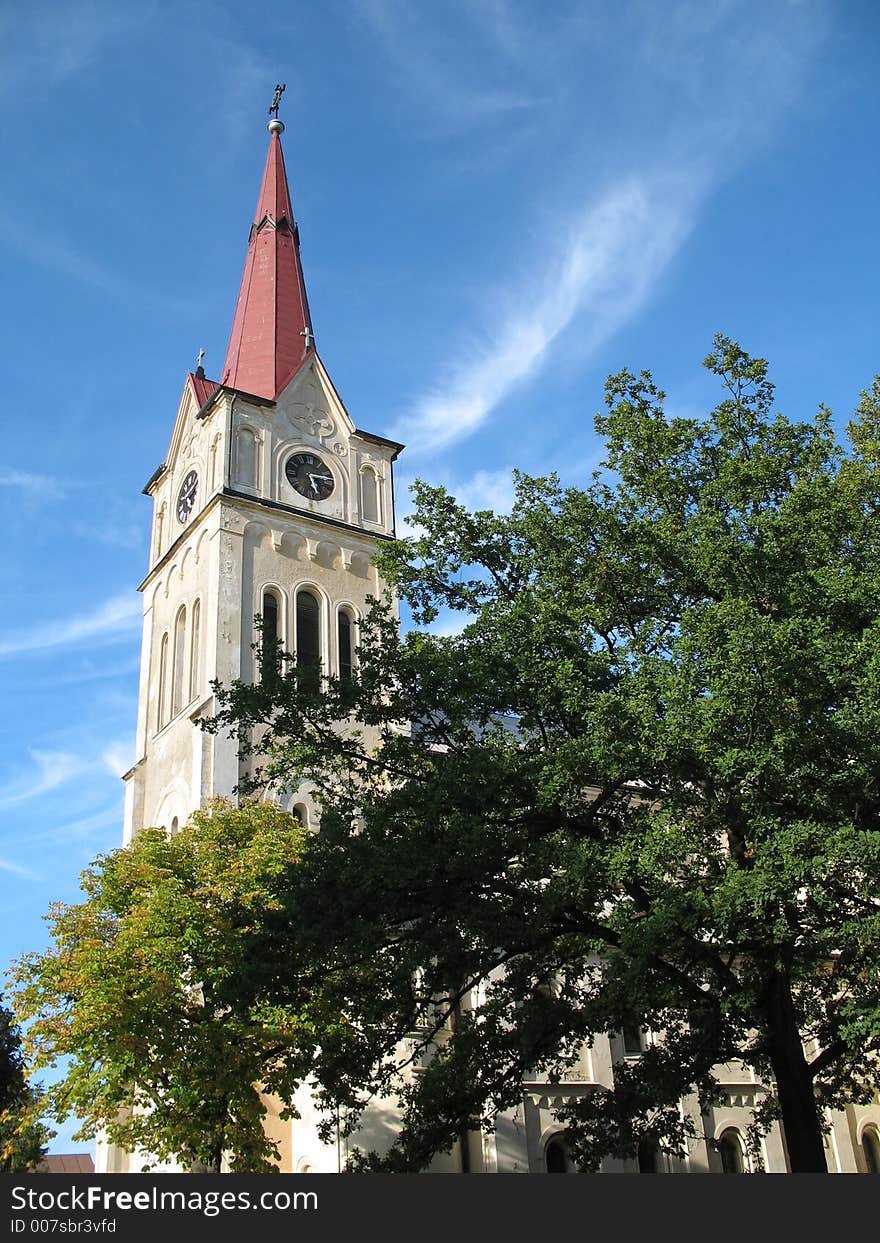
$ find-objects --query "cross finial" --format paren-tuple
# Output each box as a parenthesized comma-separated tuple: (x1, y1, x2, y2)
(196, 348, 205, 369)
(269, 84, 286, 118)
(301, 326, 315, 351)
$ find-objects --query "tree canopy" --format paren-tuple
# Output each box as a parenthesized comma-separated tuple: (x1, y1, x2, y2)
(0, 997, 50, 1171)
(207, 337, 880, 1173)
(10, 801, 308, 1173)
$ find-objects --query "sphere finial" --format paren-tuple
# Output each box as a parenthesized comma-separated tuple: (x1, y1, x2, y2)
(268, 118, 285, 135)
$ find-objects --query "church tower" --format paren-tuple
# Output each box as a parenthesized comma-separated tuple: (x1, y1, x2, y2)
(121, 110, 402, 847)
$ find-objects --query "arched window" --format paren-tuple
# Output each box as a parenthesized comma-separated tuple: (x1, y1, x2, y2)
(718, 1128, 745, 1173)
(637, 1140, 659, 1173)
(170, 816, 179, 838)
(189, 599, 201, 702)
(292, 803, 309, 828)
(296, 590, 321, 668)
(862, 1126, 880, 1174)
(260, 590, 281, 680)
(171, 605, 187, 717)
(338, 609, 354, 681)
(545, 1137, 568, 1173)
(157, 632, 169, 731)
(361, 466, 379, 523)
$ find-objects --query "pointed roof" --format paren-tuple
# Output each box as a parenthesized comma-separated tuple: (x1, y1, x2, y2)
(221, 120, 314, 400)
(188, 368, 220, 411)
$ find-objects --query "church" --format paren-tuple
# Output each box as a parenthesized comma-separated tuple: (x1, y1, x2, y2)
(96, 105, 880, 1175)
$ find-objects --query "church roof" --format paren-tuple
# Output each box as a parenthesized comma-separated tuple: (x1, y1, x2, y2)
(188, 369, 220, 410)
(221, 121, 314, 400)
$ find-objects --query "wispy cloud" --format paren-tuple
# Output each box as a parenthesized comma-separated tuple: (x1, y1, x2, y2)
(0, 468, 68, 501)
(70, 520, 146, 551)
(394, 172, 702, 455)
(204, 36, 275, 150)
(449, 467, 519, 515)
(357, 0, 537, 133)
(0, 212, 199, 313)
(35, 657, 140, 690)
(0, 856, 41, 881)
(101, 740, 134, 779)
(0, 593, 140, 659)
(398, 466, 519, 534)
(426, 614, 471, 639)
(388, 0, 826, 457)
(0, 2, 153, 95)
(0, 750, 91, 811)
(0, 738, 131, 820)
(6, 802, 124, 850)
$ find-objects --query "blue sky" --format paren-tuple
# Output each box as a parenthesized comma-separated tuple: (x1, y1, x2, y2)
(1, 0, 878, 1151)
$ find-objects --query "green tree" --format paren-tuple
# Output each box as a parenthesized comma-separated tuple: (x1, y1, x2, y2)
(10, 801, 308, 1173)
(208, 338, 880, 1173)
(0, 997, 51, 1171)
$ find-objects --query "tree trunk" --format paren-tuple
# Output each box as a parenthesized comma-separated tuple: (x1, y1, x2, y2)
(763, 970, 827, 1173)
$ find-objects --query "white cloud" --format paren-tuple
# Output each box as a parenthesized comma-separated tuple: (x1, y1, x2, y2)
(0, 212, 200, 312)
(358, 0, 537, 132)
(0, 592, 140, 659)
(70, 520, 145, 550)
(0, 856, 40, 881)
(382, 0, 825, 457)
(20, 803, 124, 847)
(397, 466, 518, 536)
(395, 172, 701, 456)
(101, 740, 135, 779)
(0, 1, 154, 95)
(0, 750, 90, 810)
(0, 468, 67, 500)
(0, 739, 131, 822)
(448, 467, 518, 515)
(427, 614, 471, 639)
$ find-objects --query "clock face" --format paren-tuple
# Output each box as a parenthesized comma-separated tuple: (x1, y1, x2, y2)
(176, 470, 198, 523)
(285, 452, 335, 500)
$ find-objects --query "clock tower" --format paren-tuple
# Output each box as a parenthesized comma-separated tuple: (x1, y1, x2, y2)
(98, 110, 402, 1173)
(119, 115, 402, 886)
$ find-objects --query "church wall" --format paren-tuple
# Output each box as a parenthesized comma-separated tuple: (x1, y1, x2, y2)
(133, 502, 224, 834)
(229, 359, 397, 539)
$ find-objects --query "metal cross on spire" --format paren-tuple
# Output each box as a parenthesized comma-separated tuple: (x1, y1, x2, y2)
(269, 84, 286, 118)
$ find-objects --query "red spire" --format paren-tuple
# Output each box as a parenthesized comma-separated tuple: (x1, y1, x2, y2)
(221, 121, 314, 399)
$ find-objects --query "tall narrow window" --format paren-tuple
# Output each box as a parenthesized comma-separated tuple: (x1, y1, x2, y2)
(154, 503, 166, 561)
(172, 605, 187, 717)
(361, 467, 379, 523)
(637, 1140, 659, 1173)
(209, 435, 219, 490)
(622, 1020, 645, 1055)
(861, 1127, 880, 1174)
(718, 1129, 745, 1173)
(157, 632, 169, 731)
(296, 590, 320, 668)
(189, 599, 201, 701)
(234, 427, 257, 487)
(338, 610, 353, 681)
(260, 591, 280, 680)
(545, 1138, 568, 1173)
